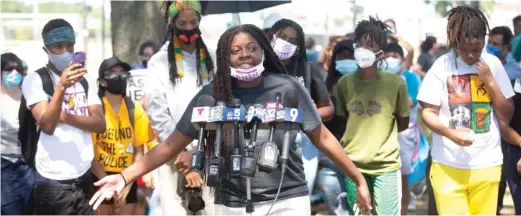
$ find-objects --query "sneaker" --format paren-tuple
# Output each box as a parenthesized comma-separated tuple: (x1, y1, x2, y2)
(408, 195, 416, 211)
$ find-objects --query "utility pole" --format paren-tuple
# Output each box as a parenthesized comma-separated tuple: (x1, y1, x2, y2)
(101, 0, 106, 59)
(83, 0, 88, 53)
(32, 2, 39, 40)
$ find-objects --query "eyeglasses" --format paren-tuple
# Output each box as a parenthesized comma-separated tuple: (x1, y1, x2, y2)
(104, 71, 131, 80)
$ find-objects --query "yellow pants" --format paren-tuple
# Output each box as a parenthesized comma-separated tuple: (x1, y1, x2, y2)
(430, 162, 501, 215)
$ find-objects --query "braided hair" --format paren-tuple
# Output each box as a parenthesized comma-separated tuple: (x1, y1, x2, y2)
(267, 19, 307, 77)
(446, 6, 489, 50)
(354, 16, 390, 54)
(204, 24, 286, 161)
(161, 1, 214, 87)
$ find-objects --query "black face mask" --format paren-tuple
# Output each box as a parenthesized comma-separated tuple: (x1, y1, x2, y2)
(105, 78, 127, 95)
(174, 27, 201, 44)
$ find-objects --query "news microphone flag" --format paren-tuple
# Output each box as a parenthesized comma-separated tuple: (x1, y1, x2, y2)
(208, 103, 225, 122)
(276, 108, 303, 123)
(223, 107, 246, 122)
(191, 106, 210, 123)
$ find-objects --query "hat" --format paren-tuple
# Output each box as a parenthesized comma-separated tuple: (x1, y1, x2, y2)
(168, 0, 202, 24)
(262, 13, 283, 30)
(98, 57, 131, 74)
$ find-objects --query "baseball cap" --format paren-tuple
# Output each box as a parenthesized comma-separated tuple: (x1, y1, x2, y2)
(98, 57, 131, 74)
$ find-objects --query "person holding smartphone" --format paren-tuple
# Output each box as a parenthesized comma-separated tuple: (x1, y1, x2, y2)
(20, 18, 105, 215)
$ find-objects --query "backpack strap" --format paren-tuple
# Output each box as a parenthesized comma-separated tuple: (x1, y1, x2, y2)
(35, 67, 54, 98)
(125, 96, 135, 126)
(79, 78, 89, 98)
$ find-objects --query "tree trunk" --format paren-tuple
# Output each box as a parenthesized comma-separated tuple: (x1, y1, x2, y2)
(110, 1, 167, 65)
(470, 0, 480, 10)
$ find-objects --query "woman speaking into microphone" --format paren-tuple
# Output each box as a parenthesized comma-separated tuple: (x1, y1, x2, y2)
(89, 24, 371, 215)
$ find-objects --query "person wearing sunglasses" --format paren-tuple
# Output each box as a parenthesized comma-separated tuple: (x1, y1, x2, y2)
(1, 52, 35, 215)
(91, 57, 151, 215)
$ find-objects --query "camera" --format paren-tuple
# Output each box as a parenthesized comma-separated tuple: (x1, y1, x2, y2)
(177, 172, 205, 212)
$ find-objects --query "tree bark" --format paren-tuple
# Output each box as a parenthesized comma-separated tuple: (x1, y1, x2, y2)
(110, 1, 167, 65)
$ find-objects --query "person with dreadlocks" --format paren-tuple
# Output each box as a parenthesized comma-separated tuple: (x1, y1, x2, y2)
(417, 6, 515, 215)
(267, 18, 334, 201)
(89, 24, 372, 215)
(143, 0, 215, 215)
(335, 16, 410, 215)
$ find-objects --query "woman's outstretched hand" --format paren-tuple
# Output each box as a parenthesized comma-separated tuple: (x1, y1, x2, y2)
(89, 174, 127, 210)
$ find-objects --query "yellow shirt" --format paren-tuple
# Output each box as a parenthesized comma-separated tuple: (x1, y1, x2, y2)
(92, 97, 150, 172)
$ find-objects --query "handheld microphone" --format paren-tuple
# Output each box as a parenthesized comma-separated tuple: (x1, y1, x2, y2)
(265, 89, 301, 215)
(241, 104, 263, 178)
(241, 123, 256, 178)
(257, 93, 282, 173)
(207, 101, 226, 187)
(230, 99, 243, 176)
(280, 90, 300, 172)
(190, 95, 215, 171)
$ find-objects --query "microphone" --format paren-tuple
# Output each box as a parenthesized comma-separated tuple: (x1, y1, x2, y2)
(280, 89, 300, 174)
(207, 101, 226, 187)
(248, 104, 264, 147)
(257, 93, 282, 173)
(241, 104, 264, 178)
(190, 95, 215, 171)
(230, 99, 244, 176)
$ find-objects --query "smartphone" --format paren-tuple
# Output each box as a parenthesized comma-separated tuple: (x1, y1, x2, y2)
(72, 52, 86, 67)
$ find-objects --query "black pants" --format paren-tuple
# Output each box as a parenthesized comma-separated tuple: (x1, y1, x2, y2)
(34, 171, 94, 215)
(498, 140, 509, 215)
(426, 153, 438, 215)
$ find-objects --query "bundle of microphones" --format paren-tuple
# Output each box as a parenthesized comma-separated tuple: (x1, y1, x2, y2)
(189, 90, 302, 212)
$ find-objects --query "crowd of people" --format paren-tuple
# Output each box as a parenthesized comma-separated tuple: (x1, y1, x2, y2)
(2, 1, 521, 215)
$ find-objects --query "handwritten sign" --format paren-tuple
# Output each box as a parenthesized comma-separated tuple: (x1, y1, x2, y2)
(126, 69, 148, 102)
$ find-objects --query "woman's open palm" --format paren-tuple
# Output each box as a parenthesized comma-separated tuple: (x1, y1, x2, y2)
(88, 174, 126, 210)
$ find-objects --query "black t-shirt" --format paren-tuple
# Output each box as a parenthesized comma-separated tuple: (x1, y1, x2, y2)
(286, 62, 330, 104)
(417, 52, 436, 73)
(509, 93, 521, 135)
(175, 72, 322, 207)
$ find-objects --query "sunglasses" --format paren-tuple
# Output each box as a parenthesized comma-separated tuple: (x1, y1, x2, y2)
(2, 66, 24, 72)
(104, 71, 131, 80)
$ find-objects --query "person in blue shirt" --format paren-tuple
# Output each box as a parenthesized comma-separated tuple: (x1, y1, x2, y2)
(382, 42, 422, 215)
(131, 40, 160, 70)
(488, 26, 521, 81)
(488, 25, 521, 214)
(306, 37, 319, 64)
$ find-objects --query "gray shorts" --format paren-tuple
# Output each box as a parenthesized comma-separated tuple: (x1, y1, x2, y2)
(398, 126, 418, 175)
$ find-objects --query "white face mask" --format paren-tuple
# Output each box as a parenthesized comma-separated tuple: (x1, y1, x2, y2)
(382, 57, 402, 74)
(354, 47, 381, 68)
(271, 36, 297, 60)
(230, 56, 265, 82)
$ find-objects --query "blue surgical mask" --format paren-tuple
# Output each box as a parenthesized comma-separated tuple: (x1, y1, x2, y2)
(335, 59, 358, 75)
(2, 70, 22, 88)
(456, 56, 476, 68)
(382, 57, 402, 74)
(46, 49, 73, 72)
(486, 44, 501, 58)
